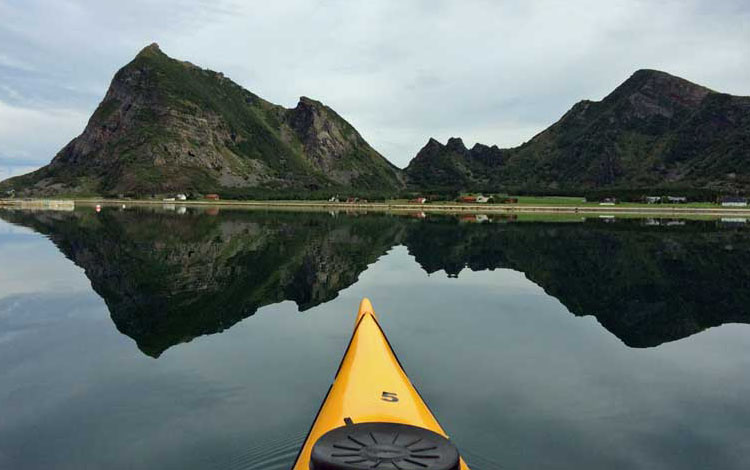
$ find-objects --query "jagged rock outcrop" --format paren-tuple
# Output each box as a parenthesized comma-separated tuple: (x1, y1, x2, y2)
(405, 137, 504, 190)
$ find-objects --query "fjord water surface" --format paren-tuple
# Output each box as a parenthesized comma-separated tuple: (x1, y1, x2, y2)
(0, 207, 749, 469)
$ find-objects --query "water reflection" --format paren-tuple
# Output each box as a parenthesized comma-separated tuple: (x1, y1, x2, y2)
(405, 216, 750, 347)
(0, 207, 403, 357)
(1, 207, 748, 356)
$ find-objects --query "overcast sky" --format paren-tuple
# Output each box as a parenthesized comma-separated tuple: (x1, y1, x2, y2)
(1, 0, 749, 173)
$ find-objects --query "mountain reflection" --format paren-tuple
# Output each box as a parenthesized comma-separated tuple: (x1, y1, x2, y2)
(1, 207, 748, 355)
(405, 217, 750, 347)
(0, 207, 403, 357)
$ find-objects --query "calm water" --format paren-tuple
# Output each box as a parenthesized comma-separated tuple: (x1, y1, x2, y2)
(1, 206, 749, 469)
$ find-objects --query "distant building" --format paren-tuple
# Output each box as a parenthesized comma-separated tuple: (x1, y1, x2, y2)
(458, 194, 489, 203)
(644, 196, 661, 204)
(176, 194, 187, 201)
(667, 196, 687, 203)
(204, 194, 220, 201)
(721, 217, 747, 225)
(328, 195, 339, 202)
(411, 197, 427, 204)
(721, 197, 748, 207)
(599, 198, 617, 206)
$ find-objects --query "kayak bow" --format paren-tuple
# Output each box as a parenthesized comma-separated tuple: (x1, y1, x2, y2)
(293, 298, 470, 470)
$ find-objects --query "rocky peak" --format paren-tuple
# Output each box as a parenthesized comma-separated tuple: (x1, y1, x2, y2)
(136, 42, 163, 58)
(284, 95, 401, 186)
(288, 97, 329, 136)
(413, 138, 446, 160)
(296, 96, 324, 108)
(607, 69, 713, 113)
(445, 137, 468, 153)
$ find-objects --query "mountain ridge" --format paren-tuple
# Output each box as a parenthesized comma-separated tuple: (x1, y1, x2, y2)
(2, 49, 748, 197)
(406, 69, 750, 194)
(1, 43, 403, 197)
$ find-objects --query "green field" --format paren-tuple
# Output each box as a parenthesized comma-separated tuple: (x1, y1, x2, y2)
(386, 195, 725, 209)
(505, 196, 722, 209)
(513, 196, 587, 205)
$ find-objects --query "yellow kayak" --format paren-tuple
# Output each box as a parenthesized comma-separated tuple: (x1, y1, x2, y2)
(293, 298, 470, 470)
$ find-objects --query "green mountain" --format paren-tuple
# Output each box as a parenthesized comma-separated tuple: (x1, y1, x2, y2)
(0, 44, 403, 197)
(406, 70, 750, 194)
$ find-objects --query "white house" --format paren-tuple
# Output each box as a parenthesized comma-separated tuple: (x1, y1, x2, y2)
(475, 195, 489, 203)
(721, 197, 748, 207)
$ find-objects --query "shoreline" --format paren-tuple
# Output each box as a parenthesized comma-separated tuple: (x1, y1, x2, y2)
(3, 198, 749, 216)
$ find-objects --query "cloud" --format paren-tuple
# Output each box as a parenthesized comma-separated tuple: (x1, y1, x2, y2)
(0, 99, 88, 163)
(1, 0, 749, 167)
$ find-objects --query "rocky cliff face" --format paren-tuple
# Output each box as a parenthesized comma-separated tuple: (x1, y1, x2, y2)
(1, 44, 403, 196)
(406, 70, 750, 193)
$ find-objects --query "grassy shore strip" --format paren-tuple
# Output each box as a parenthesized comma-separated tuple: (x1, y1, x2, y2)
(52, 198, 750, 216)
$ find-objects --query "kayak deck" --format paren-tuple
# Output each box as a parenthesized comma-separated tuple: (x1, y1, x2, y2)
(292, 298, 470, 469)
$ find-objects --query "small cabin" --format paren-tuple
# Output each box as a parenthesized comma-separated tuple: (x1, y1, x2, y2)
(721, 197, 748, 207)
(667, 196, 687, 204)
(644, 196, 661, 204)
(475, 195, 489, 203)
(458, 196, 477, 203)
(599, 197, 617, 206)
(497, 197, 518, 204)
(176, 194, 187, 201)
(204, 194, 220, 201)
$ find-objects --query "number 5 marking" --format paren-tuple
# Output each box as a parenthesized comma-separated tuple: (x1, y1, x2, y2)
(381, 391, 399, 402)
